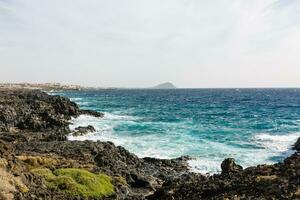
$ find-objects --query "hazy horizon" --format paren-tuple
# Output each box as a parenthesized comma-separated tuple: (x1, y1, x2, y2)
(0, 0, 300, 88)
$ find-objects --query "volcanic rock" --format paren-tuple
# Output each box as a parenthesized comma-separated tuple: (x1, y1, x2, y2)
(221, 158, 243, 174)
(72, 125, 96, 136)
(294, 137, 300, 151)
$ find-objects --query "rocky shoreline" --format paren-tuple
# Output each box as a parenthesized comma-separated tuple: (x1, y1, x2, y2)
(0, 89, 299, 199)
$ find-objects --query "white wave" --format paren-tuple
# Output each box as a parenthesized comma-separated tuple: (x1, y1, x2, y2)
(103, 112, 140, 121)
(188, 158, 222, 174)
(254, 132, 300, 152)
(47, 92, 61, 95)
(68, 112, 140, 141)
(68, 114, 300, 174)
(68, 128, 115, 141)
(70, 97, 83, 101)
(77, 102, 91, 106)
(69, 115, 115, 132)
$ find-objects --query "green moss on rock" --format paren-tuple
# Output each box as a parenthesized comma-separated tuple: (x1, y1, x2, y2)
(31, 168, 114, 198)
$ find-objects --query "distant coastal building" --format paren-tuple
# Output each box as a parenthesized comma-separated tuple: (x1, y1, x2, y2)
(0, 83, 86, 91)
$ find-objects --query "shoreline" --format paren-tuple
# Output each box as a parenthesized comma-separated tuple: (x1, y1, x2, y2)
(63, 91, 300, 175)
(67, 113, 299, 175)
(0, 88, 300, 199)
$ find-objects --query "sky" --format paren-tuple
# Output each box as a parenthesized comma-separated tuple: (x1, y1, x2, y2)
(0, 0, 300, 88)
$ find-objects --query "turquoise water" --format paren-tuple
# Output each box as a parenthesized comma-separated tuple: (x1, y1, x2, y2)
(53, 89, 300, 173)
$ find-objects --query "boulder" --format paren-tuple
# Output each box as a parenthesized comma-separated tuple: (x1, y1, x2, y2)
(72, 125, 96, 136)
(80, 109, 104, 118)
(221, 158, 243, 174)
(294, 137, 300, 151)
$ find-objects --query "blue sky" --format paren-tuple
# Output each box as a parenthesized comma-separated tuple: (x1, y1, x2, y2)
(0, 0, 299, 88)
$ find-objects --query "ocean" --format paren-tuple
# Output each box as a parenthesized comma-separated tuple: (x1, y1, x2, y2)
(52, 89, 300, 174)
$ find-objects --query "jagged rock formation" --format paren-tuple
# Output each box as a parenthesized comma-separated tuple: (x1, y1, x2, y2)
(0, 89, 103, 134)
(147, 146, 300, 200)
(72, 125, 96, 136)
(0, 89, 80, 133)
(221, 158, 243, 174)
(294, 137, 300, 151)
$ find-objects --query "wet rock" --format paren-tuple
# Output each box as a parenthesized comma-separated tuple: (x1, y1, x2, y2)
(221, 158, 243, 174)
(294, 137, 300, 151)
(80, 109, 104, 118)
(0, 90, 80, 132)
(72, 125, 96, 136)
(128, 172, 151, 188)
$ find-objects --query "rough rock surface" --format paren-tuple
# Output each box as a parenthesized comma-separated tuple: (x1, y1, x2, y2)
(80, 109, 105, 118)
(0, 89, 80, 133)
(147, 144, 300, 200)
(73, 125, 96, 136)
(294, 137, 300, 151)
(0, 89, 300, 200)
(221, 158, 243, 174)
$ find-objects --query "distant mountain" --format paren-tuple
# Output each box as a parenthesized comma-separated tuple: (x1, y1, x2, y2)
(152, 82, 176, 89)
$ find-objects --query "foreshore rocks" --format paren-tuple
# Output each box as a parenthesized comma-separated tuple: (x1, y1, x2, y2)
(0, 89, 80, 133)
(221, 158, 243, 174)
(0, 89, 300, 200)
(80, 109, 105, 118)
(148, 139, 300, 200)
(294, 137, 300, 151)
(72, 125, 96, 136)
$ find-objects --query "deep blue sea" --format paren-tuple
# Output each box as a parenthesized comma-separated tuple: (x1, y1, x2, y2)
(52, 89, 300, 173)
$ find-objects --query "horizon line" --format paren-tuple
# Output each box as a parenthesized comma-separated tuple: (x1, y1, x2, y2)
(1, 82, 300, 90)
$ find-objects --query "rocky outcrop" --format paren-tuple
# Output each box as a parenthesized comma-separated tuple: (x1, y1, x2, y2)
(72, 125, 96, 136)
(0, 89, 104, 133)
(294, 137, 300, 151)
(80, 109, 105, 118)
(221, 158, 243, 174)
(148, 153, 300, 200)
(0, 89, 80, 133)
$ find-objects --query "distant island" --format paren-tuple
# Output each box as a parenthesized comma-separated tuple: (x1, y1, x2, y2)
(152, 82, 177, 89)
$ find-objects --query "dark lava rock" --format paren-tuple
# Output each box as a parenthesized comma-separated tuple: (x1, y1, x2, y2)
(148, 153, 300, 200)
(73, 125, 96, 136)
(0, 89, 80, 132)
(221, 158, 243, 174)
(294, 137, 300, 152)
(80, 109, 104, 118)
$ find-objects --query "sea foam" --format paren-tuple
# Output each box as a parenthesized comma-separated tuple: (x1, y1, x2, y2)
(64, 89, 300, 174)
(68, 114, 300, 174)
(254, 132, 300, 152)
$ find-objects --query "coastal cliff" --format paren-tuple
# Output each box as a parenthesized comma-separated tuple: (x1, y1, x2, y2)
(0, 89, 299, 199)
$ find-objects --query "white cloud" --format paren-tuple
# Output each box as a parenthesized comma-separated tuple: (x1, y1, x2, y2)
(0, 0, 299, 87)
